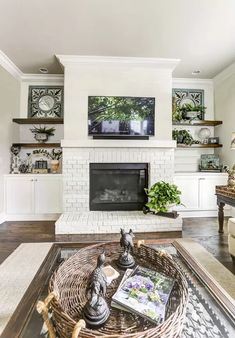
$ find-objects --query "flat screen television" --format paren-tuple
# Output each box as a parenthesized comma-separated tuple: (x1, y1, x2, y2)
(88, 96, 155, 136)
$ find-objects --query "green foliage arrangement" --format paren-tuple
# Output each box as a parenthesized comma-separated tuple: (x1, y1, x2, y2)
(172, 103, 207, 122)
(180, 103, 206, 113)
(172, 129, 195, 145)
(145, 181, 181, 213)
(30, 125, 55, 136)
(33, 148, 62, 160)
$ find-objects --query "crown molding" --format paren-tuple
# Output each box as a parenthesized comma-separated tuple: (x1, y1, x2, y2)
(213, 62, 235, 86)
(173, 77, 213, 86)
(0, 50, 23, 81)
(20, 73, 64, 83)
(56, 55, 180, 71)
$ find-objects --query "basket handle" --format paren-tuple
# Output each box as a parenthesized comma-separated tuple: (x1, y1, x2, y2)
(36, 291, 57, 338)
(72, 319, 86, 338)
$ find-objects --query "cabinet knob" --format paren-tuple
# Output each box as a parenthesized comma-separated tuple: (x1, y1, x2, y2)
(35, 179, 38, 182)
(31, 179, 34, 181)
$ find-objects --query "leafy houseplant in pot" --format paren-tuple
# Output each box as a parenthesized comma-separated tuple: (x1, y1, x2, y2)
(180, 104, 207, 121)
(172, 129, 196, 146)
(143, 181, 182, 218)
(30, 125, 55, 143)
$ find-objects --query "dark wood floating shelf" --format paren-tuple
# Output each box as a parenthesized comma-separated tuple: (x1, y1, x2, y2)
(12, 118, 64, 124)
(12, 143, 61, 148)
(173, 120, 222, 126)
(177, 144, 223, 148)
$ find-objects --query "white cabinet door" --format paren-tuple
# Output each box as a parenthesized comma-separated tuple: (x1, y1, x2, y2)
(199, 176, 228, 210)
(6, 177, 34, 214)
(34, 176, 62, 214)
(174, 176, 199, 210)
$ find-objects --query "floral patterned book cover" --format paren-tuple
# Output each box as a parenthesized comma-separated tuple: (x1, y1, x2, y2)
(112, 266, 175, 324)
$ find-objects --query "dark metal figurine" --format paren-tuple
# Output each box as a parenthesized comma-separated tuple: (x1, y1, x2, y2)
(83, 252, 110, 327)
(117, 228, 135, 269)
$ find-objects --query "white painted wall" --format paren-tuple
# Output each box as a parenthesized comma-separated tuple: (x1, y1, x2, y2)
(0, 66, 20, 216)
(62, 60, 176, 141)
(214, 63, 235, 168)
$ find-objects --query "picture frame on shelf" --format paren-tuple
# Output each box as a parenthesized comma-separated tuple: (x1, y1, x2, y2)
(208, 137, 219, 144)
(199, 154, 221, 172)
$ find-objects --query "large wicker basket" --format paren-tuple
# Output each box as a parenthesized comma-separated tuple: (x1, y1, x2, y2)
(40, 242, 188, 338)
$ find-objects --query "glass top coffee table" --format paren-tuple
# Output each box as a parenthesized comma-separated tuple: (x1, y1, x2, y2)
(2, 239, 235, 338)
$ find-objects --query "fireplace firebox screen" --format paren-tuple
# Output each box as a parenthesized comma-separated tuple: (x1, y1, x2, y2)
(89, 163, 148, 211)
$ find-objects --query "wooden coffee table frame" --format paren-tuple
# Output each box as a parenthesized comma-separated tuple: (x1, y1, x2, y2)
(2, 239, 235, 338)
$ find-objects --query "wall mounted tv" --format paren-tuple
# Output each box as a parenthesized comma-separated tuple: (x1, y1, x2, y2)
(88, 96, 155, 136)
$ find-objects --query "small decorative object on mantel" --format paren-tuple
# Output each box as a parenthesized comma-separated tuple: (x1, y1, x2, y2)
(199, 154, 221, 172)
(117, 229, 135, 269)
(28, 86, 64, 118)
(10, 145, 21, 174)
(144, 181, 181, 218)
(30, 125, 55, 142)
(83, 252, 110, 327)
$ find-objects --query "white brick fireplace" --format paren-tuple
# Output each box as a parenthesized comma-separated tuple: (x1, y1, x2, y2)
(55, 56, 182, 234)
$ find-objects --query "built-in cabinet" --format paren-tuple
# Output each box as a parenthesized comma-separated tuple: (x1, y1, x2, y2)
(4, 174, 62, 218)
(174, 173, 229, 215)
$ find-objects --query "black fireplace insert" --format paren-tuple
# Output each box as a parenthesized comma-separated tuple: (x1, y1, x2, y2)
(90, 163, 148, 211)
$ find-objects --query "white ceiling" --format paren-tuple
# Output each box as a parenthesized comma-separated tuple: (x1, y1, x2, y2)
(0, 0, 235, 78)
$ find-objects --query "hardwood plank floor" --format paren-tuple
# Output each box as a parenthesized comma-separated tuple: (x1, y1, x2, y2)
(0, 217, 234, 274)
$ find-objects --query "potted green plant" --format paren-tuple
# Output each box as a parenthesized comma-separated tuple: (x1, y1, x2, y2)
(143, 181, 182, 218)
(180, 104, 206, 120)
(172, 129, 195, 145)
(33, 148, 62, 173)
(30, 125, 55, 142)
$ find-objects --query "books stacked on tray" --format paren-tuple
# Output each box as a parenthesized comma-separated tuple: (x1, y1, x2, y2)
(111, 266, 175, 325)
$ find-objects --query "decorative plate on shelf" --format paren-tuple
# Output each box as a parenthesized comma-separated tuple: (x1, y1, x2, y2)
(28, 86, 64, 118)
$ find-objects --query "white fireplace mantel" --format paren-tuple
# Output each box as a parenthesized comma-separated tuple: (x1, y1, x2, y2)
(61, 139, 176, 148)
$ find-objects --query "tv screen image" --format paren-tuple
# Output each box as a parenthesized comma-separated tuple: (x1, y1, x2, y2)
(88, 96, 155, 136)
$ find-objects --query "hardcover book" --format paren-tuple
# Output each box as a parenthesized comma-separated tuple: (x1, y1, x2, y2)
(112, 266, 175, 324)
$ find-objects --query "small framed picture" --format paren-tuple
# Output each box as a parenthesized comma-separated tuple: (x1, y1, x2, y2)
(208, 137, 219, 144)
(199, 154, 221, 172)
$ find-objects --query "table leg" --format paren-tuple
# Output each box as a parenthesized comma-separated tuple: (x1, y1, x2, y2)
(218, 202, 225, 234)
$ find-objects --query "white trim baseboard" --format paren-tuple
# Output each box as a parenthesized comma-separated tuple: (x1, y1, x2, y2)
(4, 213, 61, 222)
(0, 212, 6, 224)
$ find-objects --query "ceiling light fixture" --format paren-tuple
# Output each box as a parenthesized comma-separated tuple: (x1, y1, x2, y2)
(192, 70, 201, 75)
(39, 67, 48, 74)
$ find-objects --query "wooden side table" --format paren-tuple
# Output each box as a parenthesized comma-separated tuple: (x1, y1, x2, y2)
(216, 185, 235, 233)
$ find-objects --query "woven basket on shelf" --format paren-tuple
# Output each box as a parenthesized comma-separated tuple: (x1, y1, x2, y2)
(39, 241, 188, 338)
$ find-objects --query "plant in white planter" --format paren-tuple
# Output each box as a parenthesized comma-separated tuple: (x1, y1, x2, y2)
(30, 126, 55, 142)
(143, 181, 182, 218)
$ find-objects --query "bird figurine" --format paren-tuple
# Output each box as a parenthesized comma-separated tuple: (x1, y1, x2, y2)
(118, 228, 135, 269)
(83, 252, 110, 327)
